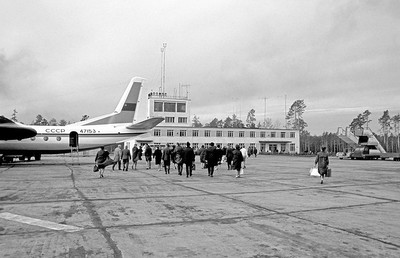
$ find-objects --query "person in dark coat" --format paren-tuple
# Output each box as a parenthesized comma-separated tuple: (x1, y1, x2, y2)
(131, 144, 140, 170)
(173, 143, 184, 176)
(162, 144, 172, 174)
(232, 144, 243, 178)
(144, 143, 152, 169)
(199, 145, 206, 168)
(315, 146, 329, 184)
(95, 146, 110, 178)
(225, 146, 234, 170)
(183, 142, 195, 178)
(153, 146, 162, 171)
(205, 142, 218, 177)
(216, 144, 224, 169)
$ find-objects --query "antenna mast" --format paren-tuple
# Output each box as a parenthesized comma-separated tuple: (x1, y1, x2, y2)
(161, 43, 167, 94)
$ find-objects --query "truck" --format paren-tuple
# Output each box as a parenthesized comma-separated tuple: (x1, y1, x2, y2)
(350, 145, 381, 160)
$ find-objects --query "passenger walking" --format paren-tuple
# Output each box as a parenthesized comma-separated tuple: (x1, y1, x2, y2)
(199, 145, 206, 168)
(226, 145, 233, 170)
(162, 144, 172, 174)
(254, 147, 258, 157)
(121, 145, 131, 171)
(216, 144, 224, 170)
(232, 144, 244, 178)
(174, 143, 184, 175)
(240, 146, 248, 168)
(131, 144, 139, 170)
(112, 144, 122, 170)
(95, 146, 110, 178)
(171, 145, 177, 169)
(153, 146, 162, 171)
(315, 146, 329, 184)
(138, 145, 143, 161)
(247, 146, 253, 157)
(183, 142, 195, 178)
(144, 143, 152, 169)
(205, 142, 218, 177)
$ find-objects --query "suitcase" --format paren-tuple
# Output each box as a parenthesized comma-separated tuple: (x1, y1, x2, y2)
(326, 168, 332, 177)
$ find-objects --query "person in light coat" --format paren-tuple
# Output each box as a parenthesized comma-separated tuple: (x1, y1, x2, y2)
(112, 145, 122, 170)
(121, 145, 131, 171)
(240, 146, 248, 168)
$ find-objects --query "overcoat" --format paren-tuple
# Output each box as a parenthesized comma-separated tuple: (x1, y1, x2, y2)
(232, 149, 243, 171)
(315, 151, 329, 176)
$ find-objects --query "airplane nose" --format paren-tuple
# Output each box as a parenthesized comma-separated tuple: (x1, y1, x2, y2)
(0, 126, 37, 140)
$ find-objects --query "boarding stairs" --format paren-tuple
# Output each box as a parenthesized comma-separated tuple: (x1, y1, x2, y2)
(337, 127, 359, 148)
(337, 127, 386, 153)
(70, 147, 80, 165)
(360, 128, 386, 153)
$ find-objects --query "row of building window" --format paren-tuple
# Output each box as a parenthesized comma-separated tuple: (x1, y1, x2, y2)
(164, 117, 188, 123)
(154, 101, 186, 113)
(154, 129, 296, 138)
(151, 142, 296, 152)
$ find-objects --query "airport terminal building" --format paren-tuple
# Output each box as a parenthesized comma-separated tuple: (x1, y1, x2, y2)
(127, 92, 300, 154)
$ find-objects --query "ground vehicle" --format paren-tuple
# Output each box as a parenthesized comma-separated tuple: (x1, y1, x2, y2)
(336, 152, 351, 159)
(350, 146, 381, 160)
(380, 153, 400, 161)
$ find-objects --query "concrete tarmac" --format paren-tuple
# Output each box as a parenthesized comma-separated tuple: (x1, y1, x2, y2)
(0, 155, 399, 257)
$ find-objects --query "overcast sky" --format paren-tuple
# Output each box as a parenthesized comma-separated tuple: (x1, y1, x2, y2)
(0, 0, 399, 134)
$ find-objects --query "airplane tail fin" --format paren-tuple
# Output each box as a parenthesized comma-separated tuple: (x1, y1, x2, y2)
(126, 117, 164, 130)
(73, 77, 144, 126)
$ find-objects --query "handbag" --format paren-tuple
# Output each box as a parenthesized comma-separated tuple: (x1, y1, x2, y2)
(326, 168, 332, 177)
(309, 167, 319, 177)
(104, 157, 115, 167)
(192, 163, 196, 170)
(93, 165, 99, 172)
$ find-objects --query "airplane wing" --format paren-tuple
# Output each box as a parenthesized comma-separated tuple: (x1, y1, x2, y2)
(0, 116, 37, 140)
(126, 117, 164, 130)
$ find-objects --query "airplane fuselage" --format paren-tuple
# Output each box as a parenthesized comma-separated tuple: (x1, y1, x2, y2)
(0, 124, 148, 155)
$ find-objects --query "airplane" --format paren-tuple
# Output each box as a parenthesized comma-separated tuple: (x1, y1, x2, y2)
(0, 77, 164, 162)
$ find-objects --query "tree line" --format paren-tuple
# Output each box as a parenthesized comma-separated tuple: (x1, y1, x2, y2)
(349, 109, 400, 153)
(10, 103, 400, 153)
(10, 109, 89, 126)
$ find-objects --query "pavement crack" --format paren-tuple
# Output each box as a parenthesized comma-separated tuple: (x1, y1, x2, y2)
(67, 165, 122, 258)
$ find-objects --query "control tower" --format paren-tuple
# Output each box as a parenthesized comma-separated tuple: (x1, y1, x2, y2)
(146, 91, 191, 127)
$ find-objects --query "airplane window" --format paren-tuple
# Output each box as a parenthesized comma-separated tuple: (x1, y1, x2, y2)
(56, 136, 61, 141)
(44, 136, 49, 141)
(31, 137, 36, 141)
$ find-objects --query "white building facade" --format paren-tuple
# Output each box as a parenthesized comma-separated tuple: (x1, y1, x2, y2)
(126, 91, 300, 154)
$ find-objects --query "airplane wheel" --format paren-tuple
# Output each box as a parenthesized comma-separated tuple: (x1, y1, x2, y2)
(34, 154, 41, 161)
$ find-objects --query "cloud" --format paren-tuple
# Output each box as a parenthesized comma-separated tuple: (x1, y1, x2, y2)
(0, 0, 398, 133)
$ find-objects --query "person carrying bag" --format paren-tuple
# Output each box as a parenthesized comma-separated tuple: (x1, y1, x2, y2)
(315, 146, 329, 184)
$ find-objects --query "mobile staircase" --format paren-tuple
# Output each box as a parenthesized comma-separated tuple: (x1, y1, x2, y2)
(337, 127, 386, 160)
(337, 127, 359, 149)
